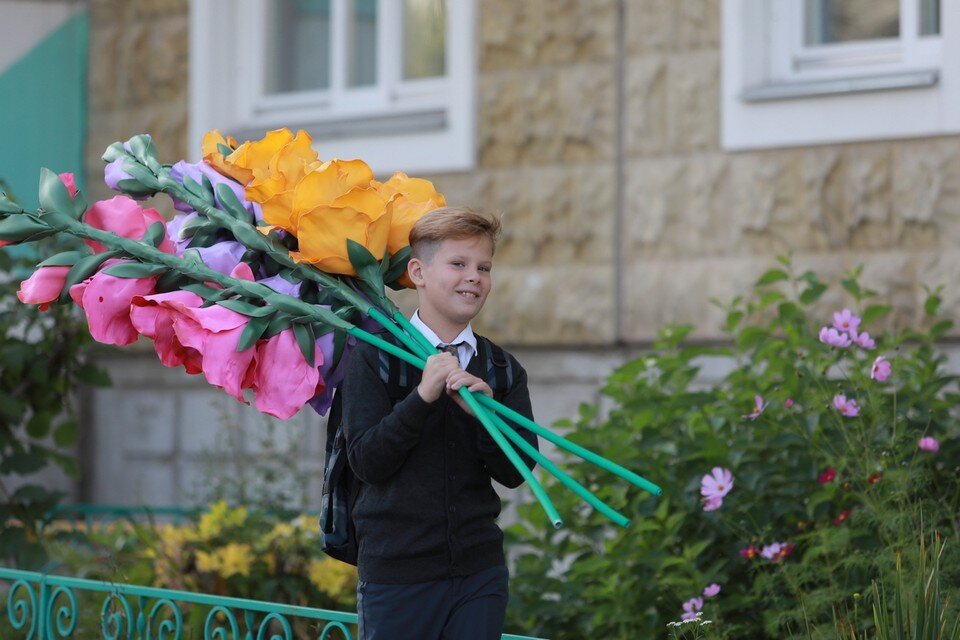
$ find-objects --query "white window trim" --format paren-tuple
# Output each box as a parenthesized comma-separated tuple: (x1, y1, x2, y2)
(722, 0, 960, 150)
(189, 0, 476, 175)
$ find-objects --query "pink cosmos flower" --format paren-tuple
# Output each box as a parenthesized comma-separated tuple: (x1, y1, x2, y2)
(818, 467, 836, 484)
(83, 195, 176, 254)
(833, 394, 860, 417)
(833, 308, 861, 334)
(784, 398, 794, 408)
(681, 597, 703, 621)
(746, 395, 765, 420)
(69, 261, 157, 345)
(700, 467, 733, 512)
(739, 545, 759, 559)
(918, 437, 940, 452)
(819, 326, 852, 348)
(17, 266, 70, 311)
(852, 330, 875, 349)
(761, 541, 794, 562)
(703, 496, 723, 512)
(832, 509, 852, 526)
(871, 356, 891, 382)
(702, 583, 721, 598)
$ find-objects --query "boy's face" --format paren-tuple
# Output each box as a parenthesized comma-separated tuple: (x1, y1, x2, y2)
(408, 235, 494, 331)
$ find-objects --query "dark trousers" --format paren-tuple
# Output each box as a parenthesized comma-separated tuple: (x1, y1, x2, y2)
(356, 565, 509, 640)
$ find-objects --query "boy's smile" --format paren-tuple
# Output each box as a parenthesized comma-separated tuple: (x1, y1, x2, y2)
(409, 236, 493, 340)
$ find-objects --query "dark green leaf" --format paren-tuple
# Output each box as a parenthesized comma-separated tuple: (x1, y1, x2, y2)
(384, 246, 412, 285)
(930, 320, 954, 339)
(924, 293, 942, 317)
(237, 315, 272, 351)
(76, 362, 112, 387)
(215, 183, 253, 221)
(217, 299, 275, 318)
(0, 452, 47, 475)
(103, 262, 167, 278)
(25, 412, 52, 439)
(799, 283, 828, 305)
(263, 313, 292, 339)
(841, 278, 861, 299)
(293, 323, 316, 364)
(755, 268, 789, 286)
(0, 214, 52, 241)
(37, 250, 88, 267)
(346, 239, 384, 289)
(38, 167, 74, 217)
(58, 251, 118, 302)
(861, 304, 892, 327)
(141, 221, 166, 248)
(53, 420, 79, 447)
(182, 282, 221, 299)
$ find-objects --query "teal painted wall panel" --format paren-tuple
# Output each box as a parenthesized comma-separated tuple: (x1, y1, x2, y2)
(0, 11, 88, 211)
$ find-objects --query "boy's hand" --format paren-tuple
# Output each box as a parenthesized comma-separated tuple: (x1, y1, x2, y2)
(446, 370, 493, 417)
(417, 353, 461, 403)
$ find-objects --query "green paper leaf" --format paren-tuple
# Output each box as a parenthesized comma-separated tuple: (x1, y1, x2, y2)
(237, 314, 272, 352)
(331, 329, 347, 371)
(103, 262, 167, 278)
(38, 250, 88, 267)
(38, 168, 74, 217)
(182, 282, 221, 299)
(0, 214, 51, 241)
(215, 183, 252, 221)
(155, 270, 186, 292)
(182, 174, 210, 202)
(0, 191, 24, 214)
(127, 134, 160, 170)
(263, 314, 292, 339)
(384, 246, 411, 284)
(347, 238, 378, 274)
(72, 190, 88, 219)
(121, 158, 161, 190)
(293, 323, 316, 365)
(141, 221, 167, 248)
(59, 250, 118, 302)
(217, 142, 233, 156)
(102, 141, 127, 163)
(217, 299, 275, 318)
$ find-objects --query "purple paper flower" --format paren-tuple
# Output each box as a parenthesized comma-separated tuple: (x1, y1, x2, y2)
(833, 394, 860, 417)
(258, 274, 302, 298)
(681, 597, 703, 621)
(166, 212, 200, 255)
(871, 356, 891, 382)
(702, 583, 721, 598)
(918, 436, 940, 452)
(170, 160, 263, 223)
(104, 158, 135, 191)
(819, 326, 852, 348)
(191, 241, 246, 275)
(833, 308, 861, 334)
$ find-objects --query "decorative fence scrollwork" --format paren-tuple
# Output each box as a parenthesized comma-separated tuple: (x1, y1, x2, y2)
(0, 568, 544, 639)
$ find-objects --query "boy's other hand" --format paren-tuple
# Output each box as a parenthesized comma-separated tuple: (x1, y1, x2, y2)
(446, 370, 493, 417)
(417, 353, 461, 403)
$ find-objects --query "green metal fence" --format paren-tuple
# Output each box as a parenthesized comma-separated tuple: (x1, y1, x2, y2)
(0, 568, 544, 639)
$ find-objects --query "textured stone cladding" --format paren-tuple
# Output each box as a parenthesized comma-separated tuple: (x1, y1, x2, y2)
(86, 0, 960, 344)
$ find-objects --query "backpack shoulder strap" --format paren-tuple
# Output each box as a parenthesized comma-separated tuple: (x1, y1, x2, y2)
(377, 334, 412, 398)
(477, 335, 513, 401)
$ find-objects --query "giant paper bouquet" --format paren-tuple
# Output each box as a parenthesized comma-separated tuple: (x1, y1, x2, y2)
(1, 130, 660, 528)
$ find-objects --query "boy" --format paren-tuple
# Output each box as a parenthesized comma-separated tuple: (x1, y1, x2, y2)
(342, 206, 539, 640)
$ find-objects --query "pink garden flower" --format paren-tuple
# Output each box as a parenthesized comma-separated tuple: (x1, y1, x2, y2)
(833, 394, 860, 417)
(746, 395, 765, 420)
(871, 356, 891, 382)
(818, 467, 836, 484)
(681, 597, 703, 621)
(832, 509, 852, 526)
(761, 541, 794, 562)
(739, 545, 759, 559)
(918, 437, 940, 452)
(17, 266, 70, 311)
(784, 398, 794, 408)
(819, 326, 852, 348)
(852, 331, 875, 349)
(833, 308, 861, 334)
(700, 467, 734, 508)
(702, 584, 721, 598)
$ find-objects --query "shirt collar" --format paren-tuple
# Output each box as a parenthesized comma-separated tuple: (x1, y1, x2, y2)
(410, 310, 478, 357)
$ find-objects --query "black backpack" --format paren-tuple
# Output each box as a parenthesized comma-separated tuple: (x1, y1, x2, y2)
(319, 334, 515, 565)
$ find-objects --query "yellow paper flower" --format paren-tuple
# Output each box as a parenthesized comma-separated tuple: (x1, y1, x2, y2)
(377, 172, 446, 287)
(201, 130, 248, 184)
(294, 205, 392, 276)
(243, 130, 323, 229)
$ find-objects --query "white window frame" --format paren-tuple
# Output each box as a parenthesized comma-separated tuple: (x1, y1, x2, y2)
(189, 0, 475, 175)
(722, 0, 960, 150)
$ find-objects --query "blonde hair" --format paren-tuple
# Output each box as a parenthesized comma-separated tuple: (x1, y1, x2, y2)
(409, 206, 501, 262)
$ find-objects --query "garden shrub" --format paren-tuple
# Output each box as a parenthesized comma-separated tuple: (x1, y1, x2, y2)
(506, 259, 960, 639)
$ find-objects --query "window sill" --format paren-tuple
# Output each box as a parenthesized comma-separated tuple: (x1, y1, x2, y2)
(741, 68, 939, 102)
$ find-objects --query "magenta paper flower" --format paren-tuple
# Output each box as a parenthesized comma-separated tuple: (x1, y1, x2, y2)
(871, 356, 891, 382)
(852, 330, 875, 349)
(172, 303, 256, 403)
(918, 436, 940, 452)
(17, 266, 70, 311)
(833, 308, 861, 334)
(833, 394, 860, 417)
(58, 172, 78, 197)
(702, 583, 721, 598)
(681, 597, 703, 621)
(746, 395, 765, 420)
(819, 326, 852, 348)
(701, 467, 733, 511)
(69, 261, 158, 345)
(130, 291, 205, 374)
(84, 195, 176, 255)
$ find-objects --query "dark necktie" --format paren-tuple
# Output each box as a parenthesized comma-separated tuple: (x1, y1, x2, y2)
(439, 342, 462, 357)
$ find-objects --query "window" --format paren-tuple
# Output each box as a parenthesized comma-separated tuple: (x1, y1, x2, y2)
(722, 0, 960, 149)
(190, 0, 475, 174)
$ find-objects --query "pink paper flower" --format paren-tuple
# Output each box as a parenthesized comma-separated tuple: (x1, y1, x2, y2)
(852, 330, 875, 349)
(83, 195, 176, 254)
(871, 356, 891, 382)
(130, 291, 205, 374)
(681, 597, 703, 621)
(746, 395, 765, 420)
(70, 261, 157, 345)
(250, 328, 323, 419)
(58, 172, 78, 197)
(702, 583, 721, 598)
(17, 266, 70, 311)
(833, 394, 860, 417)
(700, 467, 734, 510)
(833, 308, 861, 334)
(918, 436, 940, 452)
(819, 326, 852, 348)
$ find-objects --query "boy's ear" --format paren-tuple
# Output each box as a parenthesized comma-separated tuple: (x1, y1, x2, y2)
(407, 257, 425, 287)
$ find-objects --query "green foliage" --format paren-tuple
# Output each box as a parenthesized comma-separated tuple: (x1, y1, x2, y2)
(506, 260, 960, 639)
(0, 235, 110, 569)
